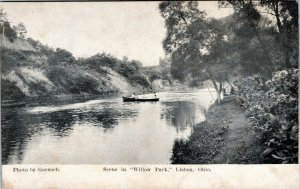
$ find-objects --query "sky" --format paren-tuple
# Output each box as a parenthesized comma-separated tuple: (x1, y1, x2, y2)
(1, 2, 233, 66)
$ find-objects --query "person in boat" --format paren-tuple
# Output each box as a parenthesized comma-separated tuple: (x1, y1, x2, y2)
(223, 88, 228, 96)
(154, 92, 157, 98)
(131, 93, 138, 99)
(230, 87, 235, 94)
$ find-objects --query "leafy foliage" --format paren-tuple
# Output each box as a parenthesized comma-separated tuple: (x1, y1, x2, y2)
(1, 49, 26, 72)
(171, 121, 228, 164)
(3, 21, 17, 42)
(77, 53, 150, 88)
(235, 68, 298, 163)
(1, 8, 152, 98)
(27, 38, 55, 56)
(1, 79, 26, 100)
(0, 9, 17, 42)
(48, 48, 76, 64)
(159, 1, 234, 102)
(13, 23, 27, 39)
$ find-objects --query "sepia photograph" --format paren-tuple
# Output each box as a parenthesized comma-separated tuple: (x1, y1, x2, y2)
(1, 0, 298, 168)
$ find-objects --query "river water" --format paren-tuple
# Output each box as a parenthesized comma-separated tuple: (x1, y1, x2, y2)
(2, 90, 216, 164)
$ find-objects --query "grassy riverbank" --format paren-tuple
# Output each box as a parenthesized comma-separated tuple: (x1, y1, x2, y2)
(171, 96, 265, 164)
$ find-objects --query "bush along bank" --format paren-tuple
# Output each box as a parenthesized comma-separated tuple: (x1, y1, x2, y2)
(235, 68, 298, 164)
(171, 68, 298, 164)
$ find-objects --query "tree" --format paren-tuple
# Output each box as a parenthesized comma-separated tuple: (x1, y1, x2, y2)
(84, 53, 118, 69)
(131, 60, 143, 69)
(48, 48, 76, 64)
(0, 9, 18, 42)
(0, 8, 7, 22)
(202, 18, 239, 88)
(122, 56, 128, 62)
(148, 70, 161, 84)
(230, 1, 277, 77)
(159, 1, 229, 102)
(225, 0, 298, 72)
(27, 37, 55, 56)
(13, 23, 27, 39)
(259, 0, 298, 68)
(3, 21, 17, 42)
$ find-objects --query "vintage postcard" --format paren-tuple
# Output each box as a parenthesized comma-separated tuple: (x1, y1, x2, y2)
(1, 1, 299, 188)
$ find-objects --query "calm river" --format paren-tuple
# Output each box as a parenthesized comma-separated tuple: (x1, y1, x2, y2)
(2, 90, 216, 164)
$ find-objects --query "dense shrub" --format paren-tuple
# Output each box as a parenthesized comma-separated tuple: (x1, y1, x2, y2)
(78, 53, 118, 69)
(1, 79, 26, 100)
(1, 49, 26, 72)
(3, 21, 17, 42)
(27, 38, 55, 56)
(46, 66, 101, 94)
(77, 53, 150, 88)
(48, 48, 76, 65)
(128, 74, 150, 88)
(235, 68, 298, 163)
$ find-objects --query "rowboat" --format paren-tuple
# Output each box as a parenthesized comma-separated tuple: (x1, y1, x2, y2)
(122, 96, 159, 102)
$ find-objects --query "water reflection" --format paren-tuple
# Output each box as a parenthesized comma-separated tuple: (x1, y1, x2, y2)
(46, 111, 75, 136)
(1, 107, 38, 164)
(2, 90, 216, 164)
(162, 101, 197, 132)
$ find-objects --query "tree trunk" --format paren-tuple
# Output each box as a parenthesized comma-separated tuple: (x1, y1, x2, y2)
(245, 2, 275, 77)
(274, 0, 283, 34)
(252, 25, 275, 77)
(179, 12, 222, 103)
(219, 80, 223, 95)
(226, 78, 234, 88)
(285, 49, 291, 67)
(274, 0, 291, 68)
(218, 80, 223, 102)
(216, 90, 221, 103)
(206, 68, 222, 103)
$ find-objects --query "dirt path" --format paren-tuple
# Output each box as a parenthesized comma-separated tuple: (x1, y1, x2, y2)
(209, 99, 264, 163)
(171, 96, 265, 164)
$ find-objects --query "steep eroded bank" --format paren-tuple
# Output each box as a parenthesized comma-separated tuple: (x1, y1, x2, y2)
(1, 37, 153, 103)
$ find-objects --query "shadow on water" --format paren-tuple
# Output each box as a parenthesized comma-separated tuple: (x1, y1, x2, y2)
(162, 101, 197, 133)
(75, 107, 138, 131)
(46, 111, 75, 137)
(1, 108, 77, 163)
(2, 107, 39, 164)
